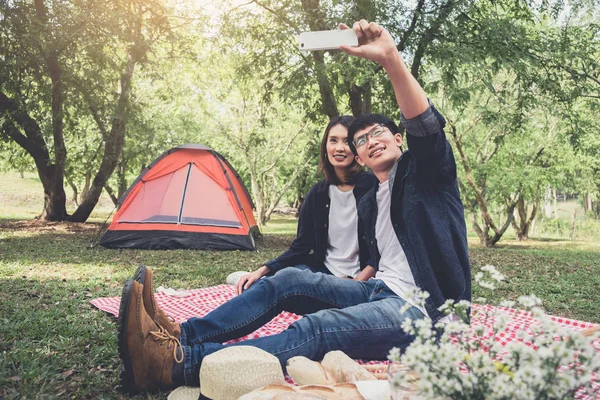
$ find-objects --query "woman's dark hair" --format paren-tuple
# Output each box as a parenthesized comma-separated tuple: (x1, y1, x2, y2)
(319, 115, 364, 185)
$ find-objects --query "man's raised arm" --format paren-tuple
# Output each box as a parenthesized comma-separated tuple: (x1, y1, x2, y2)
(340, 20, 455, 184)
(339, 20, 428, 119)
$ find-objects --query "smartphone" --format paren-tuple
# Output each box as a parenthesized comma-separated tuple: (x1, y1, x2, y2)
(298, 29, 358, 51)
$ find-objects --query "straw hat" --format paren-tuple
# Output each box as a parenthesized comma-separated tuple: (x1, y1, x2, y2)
(200, 346, 285, 400)
(168, 386, 201, 400)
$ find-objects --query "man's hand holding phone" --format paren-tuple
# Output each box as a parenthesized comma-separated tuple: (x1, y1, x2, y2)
(300, 20, 427, 119)
(337, 20, 399, 69)
(298, 20, 400, 69)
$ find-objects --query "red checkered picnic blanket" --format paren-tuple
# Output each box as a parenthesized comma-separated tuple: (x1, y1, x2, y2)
(91, 284, 600, 398)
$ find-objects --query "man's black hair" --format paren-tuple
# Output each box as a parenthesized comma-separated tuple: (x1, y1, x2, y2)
(347, 114, 401, 156)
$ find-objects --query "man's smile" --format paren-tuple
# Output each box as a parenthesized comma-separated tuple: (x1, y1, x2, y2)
(369, 146, 385, 158)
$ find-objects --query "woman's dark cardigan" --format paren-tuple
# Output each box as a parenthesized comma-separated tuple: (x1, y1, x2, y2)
(263, 171, 378, 274)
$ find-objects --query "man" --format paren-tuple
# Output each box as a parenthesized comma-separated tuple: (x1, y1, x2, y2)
(117, 20, 470, 395)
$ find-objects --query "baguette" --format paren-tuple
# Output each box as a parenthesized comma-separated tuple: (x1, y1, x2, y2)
(298, 385, 342, 400)
(321, 351, 377, 383)
(332, 383, 364, 400)
(286, 356, 336, 386)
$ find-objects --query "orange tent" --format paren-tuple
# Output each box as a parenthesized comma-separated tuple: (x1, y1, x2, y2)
(100, 144, 259, 250)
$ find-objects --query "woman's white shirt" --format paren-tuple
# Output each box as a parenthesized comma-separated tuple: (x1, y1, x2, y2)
(323, 185, 360, 278)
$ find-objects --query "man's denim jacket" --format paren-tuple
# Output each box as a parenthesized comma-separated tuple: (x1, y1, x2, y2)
(358, 102, 471, 322)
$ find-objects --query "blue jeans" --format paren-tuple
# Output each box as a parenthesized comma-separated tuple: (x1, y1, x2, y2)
(179, 268, 424, 385)
(264, 263, 315, 277)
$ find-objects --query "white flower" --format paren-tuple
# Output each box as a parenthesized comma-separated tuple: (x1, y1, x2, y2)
(478, 280, 497, 290)
(438, 299, 455, 314)
(389, 287, 600, 399)
(517, 294, 543, 308)
(500, 300, 516, 308)
(474, 272, 484, 282)
(481, 265, 506, 282)
(457, 299, 472, 309)
(399, 302, 413, 315)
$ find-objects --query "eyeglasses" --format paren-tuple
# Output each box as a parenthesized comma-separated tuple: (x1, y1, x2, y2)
(352, 124, 386, 149)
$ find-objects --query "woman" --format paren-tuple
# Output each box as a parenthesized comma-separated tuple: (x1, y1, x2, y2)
(236, 116, 378, 294)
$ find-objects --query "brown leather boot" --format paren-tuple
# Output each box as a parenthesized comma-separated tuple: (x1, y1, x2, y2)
(118, 279, 184, 395)
(133, 265, 181, 337)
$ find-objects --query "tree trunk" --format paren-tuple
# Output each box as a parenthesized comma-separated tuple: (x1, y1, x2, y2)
(38, 164, 69, 221)
(117, 150, 129, 200)
(35, 0, 69, 221)
(300, 0, 339, 118)
(511, 196, 538, 241)
(80, 172, 92, 205)
(480, 204, 515, 247)
(0, 91, 69, 221)
(248, 167, 265, 229)
(544, 187, 553, 218)
(65, 174, 80, 206)
(69, 43, 141, 222)
(449, 121, 516, 247)
(471, 213, 488, 247)
(569, 209, 577, 240)
(553, 188, 558, 218)
(348, 83, 372, 117)
(411, 0, 456, 82)
(104, 184, 119, 207)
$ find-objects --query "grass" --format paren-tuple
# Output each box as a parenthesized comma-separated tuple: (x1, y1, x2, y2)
(0, 171, 599, 398)
(0, 221, 293, 399)
(468, 239, 600, 321)
(0, 172, 115, 222)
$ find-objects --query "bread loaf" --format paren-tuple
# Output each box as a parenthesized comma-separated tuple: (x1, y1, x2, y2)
(321, 351, 376, 383)
(286, 356, 335, 386)
(237, 383, 327, 400)
(272, 394, 328, 400)
(332, 383, 364, 400)
(237, 382, 365, 399)
(298, 385, 342, 400)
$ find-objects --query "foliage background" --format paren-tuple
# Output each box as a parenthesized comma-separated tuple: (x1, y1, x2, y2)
(1, 0, 599, 238)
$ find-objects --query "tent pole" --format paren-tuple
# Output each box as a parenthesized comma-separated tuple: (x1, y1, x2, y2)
(178, 162, 193, 224)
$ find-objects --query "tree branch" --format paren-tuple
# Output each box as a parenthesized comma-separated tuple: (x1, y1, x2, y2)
(411, 0, 456, 81)
(399, 0, 426, 52)
(449, 120, 502, 234)
(0, 91, 51, 164)
(483, 132, 505, 164)
(1, 119, 34, 156)
(0, 91, 47, 147)
(265, 155, 315, 218)
(75, 84, 109, 140)
(529, 146, 545, 165)
(259, 122, 307, 175)
(239, 0, 301, 33)
(104, 183, 119, 206)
